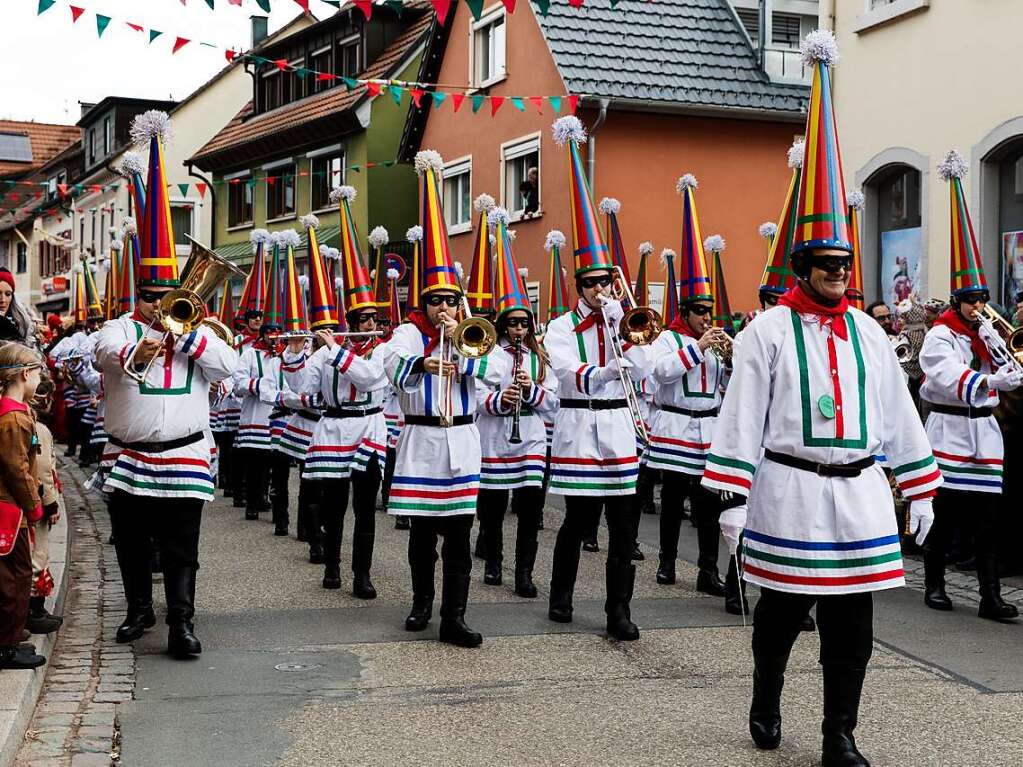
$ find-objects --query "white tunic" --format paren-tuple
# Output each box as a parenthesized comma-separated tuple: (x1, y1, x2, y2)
(232, 346, 280, 450)
(381, 322, 507, 516)
(702, 304, 942, 595)
(543, 299, 652, 497)
(477, 340, 559, 490)
(919, 323, 1004, 493)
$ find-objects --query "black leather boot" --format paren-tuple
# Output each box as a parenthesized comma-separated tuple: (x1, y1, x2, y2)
(167, 623, 202, 658)
(27, 596, 62, 634)
(482, 513, 503, 585)
(631, 543, 645, 561)
(0, 645, 46, 669)
(976, 553, 1019, 622)
(582, 538, 600, 553)
(394, 515, 410, 530)
(724, 557, 749, 616)
(438, 573, 483, 648)
(322, 564, 342, 590)
(273, 505, 289, 537)
(351, 533, 376, 599)
(164, 563, 201, 659)
(308, 543, 325, 565)
(605, 558, 640, 641)
(923, 547, 953, 611)
(514, 539, 538, 598)
(656, 554, 676, 585)
(473, 529, 486, 559)
(405, 546, 435, 631)
(800, 614, 817, 632)
(353, 572, 376, 599)
(821, 665, 870, 766)
(697, 569, 727, 597)
(637, 465, 658, 515)
(115, 603, 156, 644)
(749, 651, 789, 750)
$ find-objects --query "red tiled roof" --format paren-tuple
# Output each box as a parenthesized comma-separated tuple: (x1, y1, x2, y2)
(0, 120, 80, 179)
(190, 12, 432, 168)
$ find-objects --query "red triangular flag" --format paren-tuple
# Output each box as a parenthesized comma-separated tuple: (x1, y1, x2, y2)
(225, 49, 237, 62)
(409, 88, 425, 108)
(126, 22, 144, 32)
(172, 37, 191, 54)
(196, 183, 207, 199)
(317, 72, 335, 82)
(267, 176, 277, 186)
(528, 96, 545, 114)
(502, 0, 517, 11)
(365, 81, 381, 98)
(275, 58, 288, 70)
(451, 93, 465, 113)
(354, 0, 372, 20)
(568, 0, 584, 7)
(293, 0, 310, 10)
(70, 5, 85, 22)
(567, 94, 580, 114)
(432, 0, 452, 25)
(57, 183, 68, 197)
(490, 96, 505, 117)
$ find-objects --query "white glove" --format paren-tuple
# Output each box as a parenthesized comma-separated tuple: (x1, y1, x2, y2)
(257, 381, 280, 405)
(719, 505, 747, 553)
(908, 497, 934, 545)
(601, 298, 625, 328)
(595, 357, 633, 383)
(987, 365, 1023, 392)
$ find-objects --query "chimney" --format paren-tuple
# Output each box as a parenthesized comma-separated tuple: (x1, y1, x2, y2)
(250, 15, 268, 48)
(79, 102, 96, 120)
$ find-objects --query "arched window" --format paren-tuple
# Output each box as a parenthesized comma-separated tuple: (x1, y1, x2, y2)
(990, 139, 1023, 306)
(870, 164, 922, 307)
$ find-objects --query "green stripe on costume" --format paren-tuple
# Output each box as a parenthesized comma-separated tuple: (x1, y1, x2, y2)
(937, 463, 1003, 477)
(743, 544, 902, 570)
(388, 500, 478, 512)
(107, 474, 212, 495)
(892, 455, 936, 475)
(550, 479, 637, 491)
(706, 454, 756, 475)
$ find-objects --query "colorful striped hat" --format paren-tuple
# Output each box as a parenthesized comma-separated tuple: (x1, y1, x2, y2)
(600, 197, 632, 293)
(105, 238, 121, 320)
(675, 174, 711, 303)
(760, 139, 803, 294)
(415, 150, 461, 295)
(82, 259, 103, 320)
(846, 189, 866, 308)
(661, 249, 680, 324)
(938, 150, 988, 296)
(305, 210, 339, 329)
(405, 225, 423, 316)
(488, 207, 531, 320)
(217, 279, 234, 326)
(334, 183, 375, 313)
(262, 232, 287, 330)
(119, 152, 146, 222)
(117, 222, 137, 316)
(369, 226, 391, 309)
(131, 111, 179, 287)
(466, 194, 495, 312)
(280, 230, 308, 334)
(552, 117, 611, 276)
(544, 230, 570, 321)
(792, 31, 851, 256)
(237, 229, 269, 323)
(635, 241, 653, 307)
(705, 235, 731, 327)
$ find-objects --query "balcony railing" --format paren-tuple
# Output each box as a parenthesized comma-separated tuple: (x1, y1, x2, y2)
(763, 46, 812, 85)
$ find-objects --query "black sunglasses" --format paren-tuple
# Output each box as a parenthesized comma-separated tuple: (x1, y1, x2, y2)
(505, 317, 531, 328)
(959, 292, 990, 305)
(686, 304, 713, 316)
(814, 256, 854, 274)
(580, 275, 612, 289)
(352, 312, 378, 324)
(426, 294, 459, 307)
(137, 289, 166, 303)
(762, 294, 780, 307)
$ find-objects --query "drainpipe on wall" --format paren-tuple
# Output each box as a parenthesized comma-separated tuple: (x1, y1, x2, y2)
(186, 163, 217, 249)
(588, 99, 610, 194)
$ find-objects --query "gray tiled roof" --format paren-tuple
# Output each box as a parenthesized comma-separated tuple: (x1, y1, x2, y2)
(536, 0, 808, 116)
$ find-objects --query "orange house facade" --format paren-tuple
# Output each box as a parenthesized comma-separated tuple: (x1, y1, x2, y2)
(401, 1, 811, 315)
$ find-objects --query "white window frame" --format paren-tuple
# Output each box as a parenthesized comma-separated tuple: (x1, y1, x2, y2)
(308, 147, 346, 213)
(469, 5, 507, 89)
(337, 33, 361, 78)
(500, 132, 542, 223)
(442, 156, 472, 236)
(853, 0, 929, 33)
(169, 202, 194, 256)
(265, 162, 297, 223)
(310, 44, 333, 92)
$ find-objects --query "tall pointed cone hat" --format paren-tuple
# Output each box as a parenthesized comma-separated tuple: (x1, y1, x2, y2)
(675, 174, 711, 303)
(634, 242, 653, 307)
(82, 258, 104, 319)
(600, 197, 632, 297)
(552, 117, 612, 275)
(71, 266, 87, 325)
(278, 230, 307, 333)
(117, 221, 137, 317)
(131, 111, 179, 287)
(405, 225, 423, 315)
(488, 208, 531, 320)
(105, 238, 121, 320)
(661, 249, 680, 324)
(705, 235, 732, 327)
(386, 271, 401, 326)
(761, 139, 803, 294)
(792, 31, 851, 256)
(262, 234, 286, 330)
(369, 226, 391, 308)
(217, 279, 234, 326)
(938, 150, 988, 295)
(544, 230, 570, 322)
(119, 152, 147, 222)
(466, 194, 495, 312)
(305, 209, 339, 328)
(121, 216, 141, 272)
(415, 150, 462, 295)
(237, 229, 269, 324)
(846, 190, 866, 308)
(335, 185, 376, 313)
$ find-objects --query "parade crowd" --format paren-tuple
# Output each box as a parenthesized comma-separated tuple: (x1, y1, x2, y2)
(4, 29, 1023, 767)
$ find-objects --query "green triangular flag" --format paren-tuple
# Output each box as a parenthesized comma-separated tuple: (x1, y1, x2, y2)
(205, 0, 215, 8)
(610, 0, 621, 6)
(471, 94, 485, 113)
(466, 0, 485, 19)
(511, 96, 525, 112)
(37, 0, 56, 14)
(294, 67, 308, 78)
(431, 91, 446, 109)
(255, 0, 271, 12)
(389, 85, 404, 105)
(96, 14, 111, 37)
(384, 0, 403, 15)
(321, 0, 341, 6)
(178, 184, 190, 197)
(149, 29, 163, 43)
(549, 95, 562, 113)
(532, 0, 550, 16)
(342, 77, 358, 91)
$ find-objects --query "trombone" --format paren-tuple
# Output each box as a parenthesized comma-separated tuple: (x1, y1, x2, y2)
(600, 265, 663, 444)
(977, 304, 1023, 374)
(437, 292, 497, 426)
(123, 235, 246, 385)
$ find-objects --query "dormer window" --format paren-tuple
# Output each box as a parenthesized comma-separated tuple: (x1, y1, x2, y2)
(337, 35, 361, 78)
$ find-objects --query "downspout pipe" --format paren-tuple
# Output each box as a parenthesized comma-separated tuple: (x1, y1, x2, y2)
(588, 99, 610, 193)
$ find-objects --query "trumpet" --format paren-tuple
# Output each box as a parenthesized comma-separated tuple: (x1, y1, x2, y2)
(706, 329, 734, 364)
(977, 304, 1023, 373)
(437, 293, 497, 427)
(890, 333, 913, 363)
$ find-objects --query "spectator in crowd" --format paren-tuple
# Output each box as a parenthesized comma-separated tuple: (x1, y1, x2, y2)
(27, 374, 63, 635)
(866, 300, 896, 335)
(519, 167, 539, 218)
(0, 269, 38, 348)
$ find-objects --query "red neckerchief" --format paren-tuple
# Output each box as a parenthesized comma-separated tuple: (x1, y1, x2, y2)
(237, 331, 257, 348)
(779, 284, 850, 340)
(572, 300, 601, 333)
(0, 397, 28, 417)
(933, 307, 991, 364)
(351, 338, 377, 357)
(667, 316, 699, 337)
(131, 306, 164, 333)
(408, 309, 441, 354)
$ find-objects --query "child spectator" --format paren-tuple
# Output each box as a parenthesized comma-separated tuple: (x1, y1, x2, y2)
(27, 373, 63, 634)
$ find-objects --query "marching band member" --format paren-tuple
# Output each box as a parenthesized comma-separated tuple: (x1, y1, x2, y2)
(702, 34, 942, 765)
(209, 279, 237, 496)
(918, 150, 1022, 622)
(95, 111, 237, 658)
(382, 150, 507, 648)
(544, 117, 651, 641)
(476, 208, 558, 598)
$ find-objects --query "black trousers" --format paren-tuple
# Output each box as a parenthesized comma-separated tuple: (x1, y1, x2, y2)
(213, 431, 234, 489)
(108, 490, 203, 626)
(226, 431, 245, 503)
(269, 452, 291, 523)
(320, 456, 381, 572)
(242, 447, 272, 512)
(477, 486, 542, 567)
(408, 514, 473, 599)
(928, 487, 998, 566)
(551, 495, 637, 593)
(753, 587, 873, 669)
(65, 407, 84, 453)
(381, 445, 396, 511)
(660, 470, 722, 573)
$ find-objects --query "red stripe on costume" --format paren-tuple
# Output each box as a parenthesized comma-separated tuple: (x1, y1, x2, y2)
(307, 443, 360, 452)
(743, 563, 904, 587)
(826, 332, 844, 439)
(702, 469, 751, 490)
(389, 487, 478, 499)
(899, 468, 943, 491)
(338, 348, 354, 374)
(549, 455, 637, 466)
(192, 335, 207, 360)
(932, 450, 1003, 466)
(575, 366, 587, 393)
(120, 450, 209, 467)
(904, 489, 937, 502)
(649, 435, 711, 449)
(482, 454, 547, 464)
(956, 370, 970, 400)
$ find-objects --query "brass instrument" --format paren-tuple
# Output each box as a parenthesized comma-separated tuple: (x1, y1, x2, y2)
(707, 329, 734, 364)
(438, 293, 497, 427)
(59, 353, 85, 383)
(890, 333, 913, 363)
(123, 235, 246, 385)
(977, 304, 1023, 373)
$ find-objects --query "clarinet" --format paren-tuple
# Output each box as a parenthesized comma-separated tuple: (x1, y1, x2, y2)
(509, 340, 523, 444)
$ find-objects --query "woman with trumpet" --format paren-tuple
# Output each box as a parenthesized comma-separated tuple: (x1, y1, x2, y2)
(475, 209, 559, 598)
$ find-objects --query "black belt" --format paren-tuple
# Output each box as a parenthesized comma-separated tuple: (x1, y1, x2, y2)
(765, 449, 875, 478)
(109, 431, 205, 453)
(930, 404, 994, 419)
(656, 403, 718, 418)
(561, 399, 628, 411)
(405, 415, 473, 427)
(269, 408, 293, 420)
(297, 410, 321, 422)
(323, 406, 382, 419)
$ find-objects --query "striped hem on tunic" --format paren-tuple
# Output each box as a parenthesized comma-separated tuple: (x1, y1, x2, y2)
(103, 447, 215, 501)
(387, 472, 480, 515)
(548, 455, 639, 496)
(643, 433, 711, 474)
(480, 453, 546, 489)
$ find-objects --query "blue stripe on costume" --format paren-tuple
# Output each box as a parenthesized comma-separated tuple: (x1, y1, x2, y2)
(392, 473, 480, 486)
(743, 529, 900, 551)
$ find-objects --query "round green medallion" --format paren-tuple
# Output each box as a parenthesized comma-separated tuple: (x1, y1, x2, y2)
(818, 394, 836, 419)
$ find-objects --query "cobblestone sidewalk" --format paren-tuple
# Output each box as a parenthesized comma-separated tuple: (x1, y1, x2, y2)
(14, 462, 132, 767)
